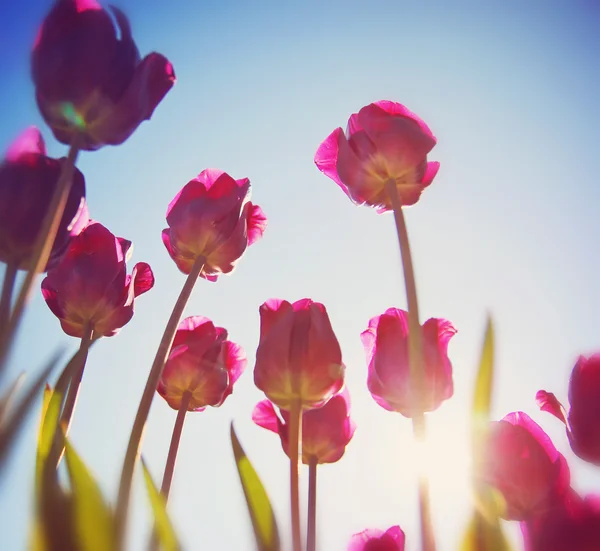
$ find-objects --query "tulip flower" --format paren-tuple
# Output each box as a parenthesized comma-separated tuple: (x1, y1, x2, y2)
(0, 126, 87, 271)
(361, 308, 456, 417)
(154, 316, 245, 507)
(478, 412, 570, 521)
(521, 492, 600, 551)
(537, 353, 600, 466)
(254, 297, 345, 551)
(254, 298, 345, 411)
(252, 387, 356, 465)
(117, 168, 266, 538)
(157, 316, 246, 412)
(41, 221, 154, 338)
(315, 101, 438, 213)
(347, 526, 406, 551)
(32, 0, 175, 150)
(162, 169, 267, 281)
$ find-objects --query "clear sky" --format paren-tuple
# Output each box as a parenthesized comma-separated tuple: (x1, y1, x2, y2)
(1, 0, 599, 550)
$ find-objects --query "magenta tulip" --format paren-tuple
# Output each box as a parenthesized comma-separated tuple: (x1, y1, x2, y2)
(32, 0, 175, 150)
(0, 127, 87, 270)
(521, 491, 600, 551)
(157, 316, 246, 411)
(361, 308, 455, 417)
(41, 221, 153, 337)
(162, 169, 267, 281)
(252, 387, 356, 464)
(537, 353, 600, 466)
(315, 100, 439, 212)
(347, 526, 405, 551)
(254, 298, 345, 410)
(478, 412, 570, 521)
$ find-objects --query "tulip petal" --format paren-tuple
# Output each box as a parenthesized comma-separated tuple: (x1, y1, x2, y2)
(314, 127, 346, 191)
(5, 127, 46, 161)
(421, 161, 440, 187)
(536, 390, 567, 425)
(252, 400, 281, 434)
(247, 203, 267, 246)
(223, 340, 247, 387)
(131, 262, 154, 297)
(373, 100, 437, 142)
(89, 53, 175, 146)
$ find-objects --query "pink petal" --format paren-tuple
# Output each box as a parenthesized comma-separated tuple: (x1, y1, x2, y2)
(247, 203, 267, 246)
(131, 262, 154, 296)
(5, 127, 46, 161)
(259, 299, 294, 340)
(223, 340, 247, 386)
(314, 127, 346, 191)
(421, 161, 440, 187)
(252, 400, 282, 434)
(176, 315, 214, 334)
(347, 529, 385, 551)
(536, 390, 568, 425)
(373, 100, 437, 143)
(383, 526, 406, 547)
(346, 113, 362, 135)
(89, 52, 175, 146)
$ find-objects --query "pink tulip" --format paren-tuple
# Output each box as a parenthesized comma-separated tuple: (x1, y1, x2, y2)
(157, 316, 246, 411)
(347, 526, 405, 551)
(478, 412, 570, 521)
(361, 308, 455, 417)
(254, 298, 345, 410)
(0, 127, 87, 269)
(537, 353, 600, 466)
(521, 491, 600, 551)
(252, 387, 356, 464)
(162, 169, 267, 281)
(32, 0, 175, 150)
(41, 221, 153, 337)
(315, 101, 439, 212)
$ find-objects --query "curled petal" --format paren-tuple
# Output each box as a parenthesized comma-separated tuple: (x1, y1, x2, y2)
(5, 127, 46, 160)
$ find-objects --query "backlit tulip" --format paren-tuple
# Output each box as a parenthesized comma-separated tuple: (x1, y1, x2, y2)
(537, 353, 600, 466)
(315, 101, 439, 212)
(32, 0, 175, 150)
(0, 127, 87, 269)
(252, 387, 356, 464)
(521, 492, 600, 551)
(41, 221, 153, 337)
(162, 169, 267, 281)
(361, 308, 455, 417)
(157, 316, 246, 411)
(347, 526, 405, 551)
(478, 412, 570, 521)
(254, 298, 345, 410)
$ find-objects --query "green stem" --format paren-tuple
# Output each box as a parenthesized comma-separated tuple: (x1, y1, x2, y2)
(48, 324, 94, 469)
(289, 399, 302, 551)
(115, 255, 205, 549)
(385, 180, 436, 551)
(149, 391, 192, 551)
(0, 264, 17, 336)
(307, 456, 318, 551)
(0, 139, 81, 377)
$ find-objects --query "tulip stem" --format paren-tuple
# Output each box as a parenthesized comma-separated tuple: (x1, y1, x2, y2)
(148, 391, 191, 551)
(115, 255, 205, 549)
(47, 324, 93, 469)
(307, 456, 318, 551)
(0, 264, 17, 337)
(160, 390, 191, 500)
(289, 399, 303, 551)
(385, 179, 436, 551)
(0, 138, 81, 377)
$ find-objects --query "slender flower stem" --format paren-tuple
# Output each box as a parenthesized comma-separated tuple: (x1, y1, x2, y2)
(0, 264, 17, 336)
(288, 399, 302, 551)
(47, 324, 94, 469)
(148, 391, 192, 551)
(160, 391, 191, 500)
(0, 139, 81, 377)
(385, 179, 436, 551)
(307, 456, 318, 551)
(115, 255, 205, 549)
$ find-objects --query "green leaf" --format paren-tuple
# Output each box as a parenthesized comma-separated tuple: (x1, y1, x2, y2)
(35, 384, 63, 490)
(141, 457, 180, 551)
(472, 317, 494, 433)
(64, 439, 114, 551)
(230, 423, 280, 551)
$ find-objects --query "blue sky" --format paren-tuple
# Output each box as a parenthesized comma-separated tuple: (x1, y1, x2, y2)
(1, 0, 599, 550)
